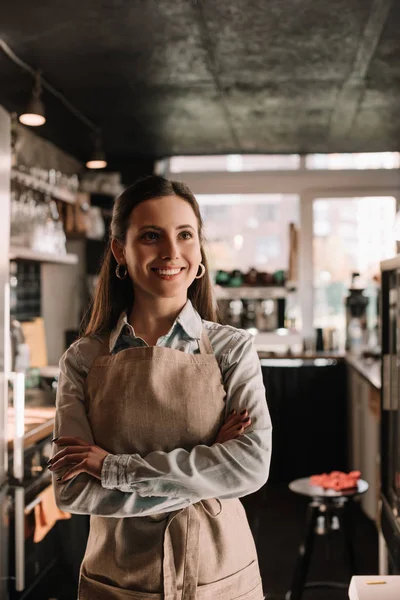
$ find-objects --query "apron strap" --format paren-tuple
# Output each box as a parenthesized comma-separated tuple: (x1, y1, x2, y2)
(198, 329, 214, 355)
(181, 504, 201, 599)
(162, 513, 179, 600)
(163, 505, 201, 600)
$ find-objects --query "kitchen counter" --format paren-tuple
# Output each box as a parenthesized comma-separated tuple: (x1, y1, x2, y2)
(256, 349, 381, 390)
(346, 355, 381, 390)
(257, 350, 345, 361)
(7, 405, 55, 450)
(8, 387, 56, 450)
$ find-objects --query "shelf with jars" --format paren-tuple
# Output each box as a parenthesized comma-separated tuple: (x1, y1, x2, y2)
(213, 267, 297, 300)
(11, 167, 78, 205)
(10, 171, 80, 265)
(214, 286, 288, 300)
(9, 246, 78, 264)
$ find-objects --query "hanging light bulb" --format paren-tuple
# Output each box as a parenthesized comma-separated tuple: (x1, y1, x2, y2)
(86, 132, 107, 169)
(19, 71, 46, 126)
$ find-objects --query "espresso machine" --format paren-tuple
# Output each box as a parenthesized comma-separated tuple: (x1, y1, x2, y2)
(345, 272, 369, 352)
(218, 296, 285, 331)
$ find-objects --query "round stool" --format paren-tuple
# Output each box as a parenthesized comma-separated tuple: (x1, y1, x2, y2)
(285, 476, 369, 600)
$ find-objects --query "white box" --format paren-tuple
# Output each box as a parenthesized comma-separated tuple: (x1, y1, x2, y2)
(349, 576, 400, 599)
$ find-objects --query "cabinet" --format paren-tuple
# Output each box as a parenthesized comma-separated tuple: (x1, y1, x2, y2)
(348, 364, 381, 522)
(261, 359, 347, 484)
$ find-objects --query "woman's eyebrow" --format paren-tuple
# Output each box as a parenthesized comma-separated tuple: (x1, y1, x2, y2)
(138, 225, 162, 232)
(138, 224, 195, 232)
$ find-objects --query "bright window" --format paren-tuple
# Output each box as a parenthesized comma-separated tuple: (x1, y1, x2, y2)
(197, 194, 299, 273)
(306, 152, 400, 170)
(168, 154, 300, 173)
(313, 196, 397, 347)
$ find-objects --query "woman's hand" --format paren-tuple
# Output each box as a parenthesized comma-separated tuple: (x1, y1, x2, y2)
(48, 436, 109, 483)
(215, 409, 251, 444)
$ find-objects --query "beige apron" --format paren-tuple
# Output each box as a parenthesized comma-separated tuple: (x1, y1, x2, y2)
(78, 329, 264, 600)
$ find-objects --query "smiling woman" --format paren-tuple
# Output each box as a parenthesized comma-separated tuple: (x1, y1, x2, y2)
(51, 175, 272, 600)
(84, 176, 216, 337)
(110, 194, 203, 322)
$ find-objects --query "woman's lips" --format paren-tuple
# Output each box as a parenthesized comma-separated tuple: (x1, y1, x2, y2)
(151, 267, 184, 280)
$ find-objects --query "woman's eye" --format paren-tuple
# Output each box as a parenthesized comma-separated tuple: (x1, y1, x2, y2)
(179, 231, 193, 240)
(141, 231, 159, 241)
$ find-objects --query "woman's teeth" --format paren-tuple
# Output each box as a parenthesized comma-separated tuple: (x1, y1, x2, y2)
(153, 268, 181, 275)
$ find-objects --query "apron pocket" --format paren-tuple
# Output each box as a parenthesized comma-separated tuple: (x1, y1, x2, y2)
(197, 560, 263, 600)
(79, 573, 163, 600)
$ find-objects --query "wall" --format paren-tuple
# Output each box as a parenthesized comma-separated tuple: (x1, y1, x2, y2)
(13, 122, 83, 174)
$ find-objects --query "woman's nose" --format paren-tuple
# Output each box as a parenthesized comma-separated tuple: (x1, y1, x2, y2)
(159, 237, 179, 260)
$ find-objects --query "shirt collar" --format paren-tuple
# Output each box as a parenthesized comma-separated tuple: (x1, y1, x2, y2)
(109, 312, 131, 353)
(176, 299, 203, 340)
(109, 299, 203, 352)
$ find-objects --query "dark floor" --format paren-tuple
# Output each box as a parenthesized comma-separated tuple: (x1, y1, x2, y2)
(29, 483, 378, 600)
(242, 483, 379, 600)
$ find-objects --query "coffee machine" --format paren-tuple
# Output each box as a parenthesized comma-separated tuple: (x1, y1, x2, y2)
(217, 295, 285, 331)
(345, 272, 369, 352)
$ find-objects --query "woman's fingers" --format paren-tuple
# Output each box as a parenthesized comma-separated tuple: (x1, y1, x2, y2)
(56, 460, 87, 483)
(49, 452, 87, 471)
(224, 417, 251, 437)
(50, 445, 89, 465)
(215, 416, 251, 443)
(221, 413, 249, 433)
(51, 443, 109, 482)
(223, 409, 248, 428)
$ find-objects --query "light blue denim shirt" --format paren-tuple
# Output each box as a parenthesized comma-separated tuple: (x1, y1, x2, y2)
(53, 300, 272, 517)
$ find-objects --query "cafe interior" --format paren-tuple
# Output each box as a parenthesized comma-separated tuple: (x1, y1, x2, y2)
(1, 1, 400, 599)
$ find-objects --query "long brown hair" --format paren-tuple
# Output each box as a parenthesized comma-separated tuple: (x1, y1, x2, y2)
(84, 175, 217, 336)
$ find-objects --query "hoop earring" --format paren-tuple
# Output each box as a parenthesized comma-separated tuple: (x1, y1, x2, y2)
(115, 263, 128, 280)
(195, 263, 206, 279)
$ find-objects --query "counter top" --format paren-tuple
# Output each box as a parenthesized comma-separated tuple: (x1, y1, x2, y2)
(7, 387, 56, 450)
(346, 355, 381, 390)
(257, 350, 345, 361)
(7, 405, 55, 450)
(257, 350, 381, 389)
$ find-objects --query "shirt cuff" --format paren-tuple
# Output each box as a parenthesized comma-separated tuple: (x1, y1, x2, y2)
(101, 453, 120, 489)
(101, 453, 145, 492)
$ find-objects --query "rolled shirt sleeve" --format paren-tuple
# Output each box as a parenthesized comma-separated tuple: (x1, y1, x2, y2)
(53, 341, 192, 517)
(102, 331, 272, 501)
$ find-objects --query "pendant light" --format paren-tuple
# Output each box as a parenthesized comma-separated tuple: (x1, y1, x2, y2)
(86, 132, 107, 169)
(19, 71, 46, 127)
(1, 40, 106, 160)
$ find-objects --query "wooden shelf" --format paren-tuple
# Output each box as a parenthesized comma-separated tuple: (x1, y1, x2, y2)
(214, 285, 288, 300)
(37, 365, 60, 378)
(11, 169, 77, 204)
(9, 246, 78, 264)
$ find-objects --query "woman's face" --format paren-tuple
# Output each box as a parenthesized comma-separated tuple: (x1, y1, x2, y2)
(113, 194, 203, 301)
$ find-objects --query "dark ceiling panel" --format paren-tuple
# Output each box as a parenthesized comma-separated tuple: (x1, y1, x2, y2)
(1, 0, 399, 163)
(201, 0, 373, 82)
(367, 1, 400, 80)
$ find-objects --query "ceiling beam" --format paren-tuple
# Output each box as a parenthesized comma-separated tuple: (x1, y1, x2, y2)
(328, 0, 393, 143)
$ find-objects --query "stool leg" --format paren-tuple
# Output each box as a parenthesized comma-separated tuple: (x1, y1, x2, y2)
(288, 501, 320, 600)
(338, 499, 357, 576)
